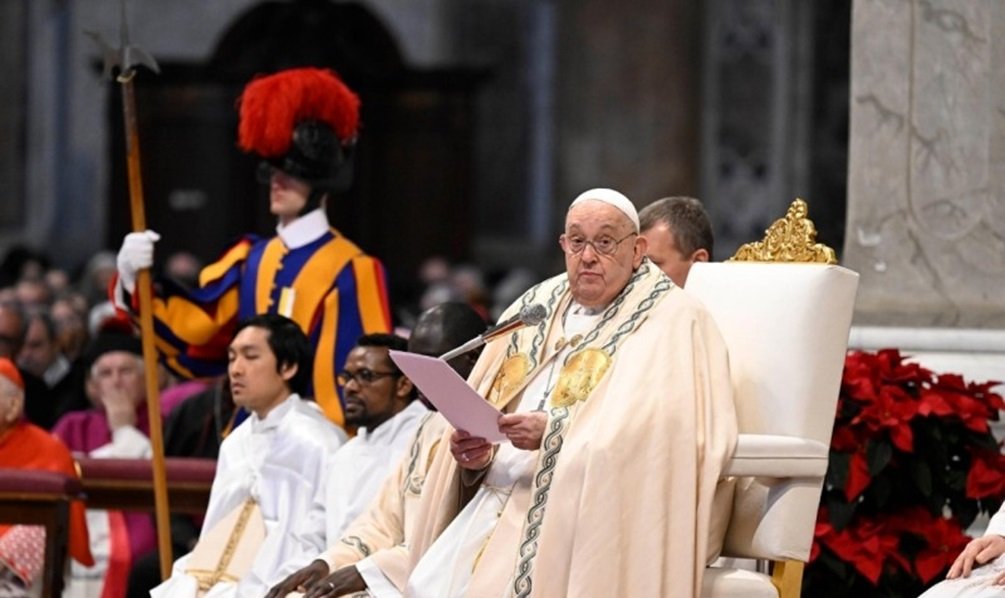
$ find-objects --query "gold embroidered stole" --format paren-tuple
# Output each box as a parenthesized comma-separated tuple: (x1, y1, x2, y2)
(184, 497, 266, 594)
(488, 260, 672, 412)
(506, 260, 674, 597)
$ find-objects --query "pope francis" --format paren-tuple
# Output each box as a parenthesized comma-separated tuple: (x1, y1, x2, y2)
(402, 188, 738, 598)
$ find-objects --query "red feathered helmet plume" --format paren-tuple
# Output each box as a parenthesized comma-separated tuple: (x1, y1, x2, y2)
(238, 67, 361, 191)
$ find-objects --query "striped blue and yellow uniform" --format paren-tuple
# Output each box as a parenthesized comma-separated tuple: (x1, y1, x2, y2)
(146, 229, 391, 428)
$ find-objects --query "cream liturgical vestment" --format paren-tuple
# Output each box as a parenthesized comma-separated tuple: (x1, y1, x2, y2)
(920, 508, 1005, 597)
(310, 412, 450, 596)
(152, 395, 347, 598)
(404, 260, 737, 598)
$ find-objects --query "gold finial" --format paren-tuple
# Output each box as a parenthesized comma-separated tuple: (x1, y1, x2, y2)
(729, 198, 837, 264)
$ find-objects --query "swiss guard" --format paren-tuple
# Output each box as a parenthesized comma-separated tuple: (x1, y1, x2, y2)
(113, 67, 392, 428)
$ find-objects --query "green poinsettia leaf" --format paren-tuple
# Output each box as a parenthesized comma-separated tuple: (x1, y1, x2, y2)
(911, 460, 933, 497)
(970, 432, 1000, 452)
(868, 439, 893, 475)
(828, 451, 850, 489)
(829, 498, 857, 531)
(871, 475, 892, 509)
(954, 499, 978, 529)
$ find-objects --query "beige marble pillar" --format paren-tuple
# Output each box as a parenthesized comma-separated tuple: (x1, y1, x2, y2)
(844, 0, 1005, 327)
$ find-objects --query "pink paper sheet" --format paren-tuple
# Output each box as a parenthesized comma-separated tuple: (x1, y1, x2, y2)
(389, 351, 506, 443)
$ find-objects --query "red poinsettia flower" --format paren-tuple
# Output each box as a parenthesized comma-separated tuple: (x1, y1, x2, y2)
(886, 507, 970, 582)
(966, 450, 1005, 499)
(914, 517, 970, 583)
(831, 424, 864, 452)
(917, 386, 954, 418)
(968, 380, 1005, 411)
(810, 350, 1005, 596)
(844, 450, 872, 501)
(816, 516, 903, 584)
(928, 379, 999, 433)
(851, 384, 918, 452)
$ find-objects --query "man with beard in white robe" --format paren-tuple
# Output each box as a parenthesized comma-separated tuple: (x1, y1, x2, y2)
(271, 333, 426, 579)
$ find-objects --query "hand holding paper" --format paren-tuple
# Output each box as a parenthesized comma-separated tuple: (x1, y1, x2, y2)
(389, 351, 507, 443)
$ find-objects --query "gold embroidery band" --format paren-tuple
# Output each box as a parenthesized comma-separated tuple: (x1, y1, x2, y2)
(187, 498, 258, 591)
(551, 349, 611, 407)
(488, 353, 532, 407)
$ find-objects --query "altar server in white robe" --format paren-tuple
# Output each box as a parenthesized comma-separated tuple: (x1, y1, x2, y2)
(152, 313, 347, 597)
(921, 505, 1005, 597)
(273, 333, 427, 576)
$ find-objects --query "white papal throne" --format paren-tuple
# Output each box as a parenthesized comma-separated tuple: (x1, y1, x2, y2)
(685, 200, 860, 598)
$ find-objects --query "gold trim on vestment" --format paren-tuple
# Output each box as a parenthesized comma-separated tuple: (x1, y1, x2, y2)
(730, 198, 837, 264)
(186, 498, 257, 591)
(551, 349, 611, 408)
(488, 354, 532, 407)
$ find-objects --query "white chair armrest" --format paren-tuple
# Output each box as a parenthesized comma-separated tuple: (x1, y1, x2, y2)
(723, 434, 830, 478)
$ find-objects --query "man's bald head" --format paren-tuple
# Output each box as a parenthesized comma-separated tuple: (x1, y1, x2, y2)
(409, 302, 487, 380)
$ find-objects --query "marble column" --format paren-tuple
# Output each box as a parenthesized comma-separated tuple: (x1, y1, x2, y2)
(844, 0, 1005, 327)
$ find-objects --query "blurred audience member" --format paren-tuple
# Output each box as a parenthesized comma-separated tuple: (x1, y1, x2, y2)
(80, 251, 118, 307)
(0, 246, 49, 288)
(417, 256, 450, 289)
(418, 282, 460, 314)
(17, 308, 88, 426)
(490, 268, 537, 322)
(51, 293, 90, 361)
(450, 264, 490, 320)
(44, 268, 71, 295)
(14, 279, 51, 308)
(52, 331, 156, 598)
(0, 301, 52, 429)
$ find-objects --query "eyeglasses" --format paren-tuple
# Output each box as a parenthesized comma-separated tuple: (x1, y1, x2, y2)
(337, 368, 400, 387)
(559, 232, 637, 256)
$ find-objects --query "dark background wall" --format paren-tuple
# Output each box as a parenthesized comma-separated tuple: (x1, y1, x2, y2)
(1, 0, 852, 308)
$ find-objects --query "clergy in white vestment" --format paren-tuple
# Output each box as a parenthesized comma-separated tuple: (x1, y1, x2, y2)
(151, 314, 347, 598)
(404, 188, 738, 598)
(264, 302, 489, 598)
(271, 333, 426, 578)
(920, 505, 1005, 597)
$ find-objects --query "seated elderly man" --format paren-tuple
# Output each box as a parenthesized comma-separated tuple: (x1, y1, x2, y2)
(152, 314, 346, 597)
(920, 503, 1005, 597)
(52, 330, 158, 597)
(0, 357, 92, 595)
(265, 301, 487, 598)
(18, 307, 88, 422)
(405, 188, 737, 597)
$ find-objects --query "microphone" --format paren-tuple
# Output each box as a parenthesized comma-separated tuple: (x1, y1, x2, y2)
(438, 303, 547, 361)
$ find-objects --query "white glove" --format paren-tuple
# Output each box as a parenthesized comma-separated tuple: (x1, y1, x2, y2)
(116, 230, 160, 294)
